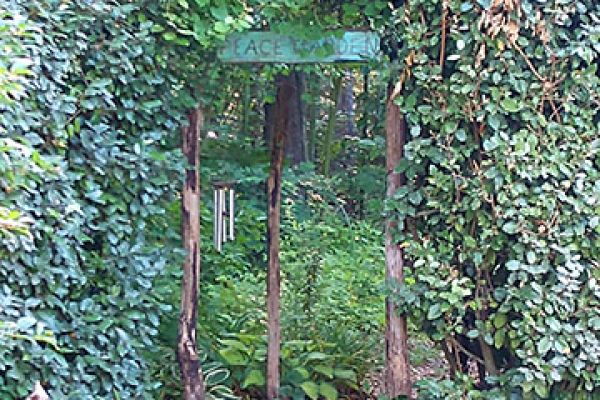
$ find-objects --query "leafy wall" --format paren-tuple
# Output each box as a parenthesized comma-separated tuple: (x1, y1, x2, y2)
(391, 0, 600, 397)
(0, 1, 193, 397)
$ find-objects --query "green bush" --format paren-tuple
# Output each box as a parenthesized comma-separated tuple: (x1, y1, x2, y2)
(390, 0, 600, 398)
(0, 1, 193, 397)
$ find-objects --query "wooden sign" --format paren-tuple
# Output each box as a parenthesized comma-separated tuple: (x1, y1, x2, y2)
(218, 31, 380, 64)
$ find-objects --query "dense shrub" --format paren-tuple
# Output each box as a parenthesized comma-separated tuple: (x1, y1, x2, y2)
(391, 0, 600, 397)
(0, 1, 192, 397)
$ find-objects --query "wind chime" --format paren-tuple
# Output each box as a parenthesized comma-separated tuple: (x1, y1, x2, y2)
(213, 181, 235, 252)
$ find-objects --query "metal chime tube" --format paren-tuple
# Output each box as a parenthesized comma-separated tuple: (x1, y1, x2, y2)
(221, 189, 227, 244)
(229, 189, 234, 240)
(213, 184, 235, 252)
(217, 189, 223, 252)
(214, 189, 218, 249)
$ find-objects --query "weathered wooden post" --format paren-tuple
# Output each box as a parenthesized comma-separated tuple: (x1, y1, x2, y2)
(178, 107, 205, 400)
(384, 87, 411, 397)
(265, 75, 292, 399)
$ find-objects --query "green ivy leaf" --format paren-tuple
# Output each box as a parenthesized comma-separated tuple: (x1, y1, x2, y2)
(16, 316, 37, 331)
(427, 304, 442, 320)
(210, 5, 228, 20)
(538, 337, 552, 355)
(501, 98, 522, 113)
(502, 221, 518, 234)
(493, 313, 507, 329)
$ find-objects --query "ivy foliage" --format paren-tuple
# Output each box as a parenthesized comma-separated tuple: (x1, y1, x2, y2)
(0, 0, 213, 397)
(390, 0, 600, 397)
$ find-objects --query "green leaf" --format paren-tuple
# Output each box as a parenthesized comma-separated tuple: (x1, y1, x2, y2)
(534, 381, 548, 398)
(242, 369, 265, 388)
(466, 329, 479, 339)
(142, 100, 162, 109)
(493, 313, 507, 329)
(305, 352, 330, 361)
(488, 114, 501, 130)
(460, 2, 474, 12)
(313, 364, 334, 378)
(319, 382, 338, 400)
(455, 129, 467, 142)
(427, 304, 442, 320)
(476, 0, 492, 9)
(500, 98, 522, 113)
(214, 21, 229, 34)
(16, 316, 37, 331)
(210, 5, 228, 20)
(293, 367, 310, 380)
(547, 318, 561, 332)
(502, 221, 518, 234)
(333, 368, 357, 382)
(218, 349, 247, 366)
(162, 32, 177, 41)
(494, 329, 505, 348)
(300, 381, 319, 400)
(483, 137, 498, 151)
(443, 120, 458, 134)
(506, 260, 520, 270)
(538, 337, 552, 355)
(205, 368, 230, 386)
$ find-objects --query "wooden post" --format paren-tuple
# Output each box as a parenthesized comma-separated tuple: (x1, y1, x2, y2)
(178, 107, 205, 400)
(384, 89, 411, 398)
(266, 75, 291, 400)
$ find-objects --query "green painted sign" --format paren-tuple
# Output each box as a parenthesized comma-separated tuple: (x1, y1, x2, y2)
(218, 31, 380, 64)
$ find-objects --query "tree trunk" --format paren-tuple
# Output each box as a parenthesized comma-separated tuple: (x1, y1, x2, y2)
(361, 71, 369, 138)
(284, 71, 306, 165)
(241, 80, 251, 136)
(266, 75, 291, 400)
(178, 107, 205, 400)
(322, 75, 342, 176)
(336, 70, 357, 138)
(263, 102, 274, 145)
(306, 73, 318, 162)
(384, 89, 411, 398)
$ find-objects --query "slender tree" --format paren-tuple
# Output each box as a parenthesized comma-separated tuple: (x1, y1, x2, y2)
(178, 107, 205, 400)
(264, 102, 274, 145)
(266, 75, 291, 400)
(306, 72, 319, 162)
(384, 88, 411, 398)
(322, 75, 342, 176)
(284, 71, 307, 165)
(336, 70, 357, 139)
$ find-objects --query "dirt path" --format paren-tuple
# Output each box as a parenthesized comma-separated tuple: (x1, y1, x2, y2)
(365, 338, 447, 399)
